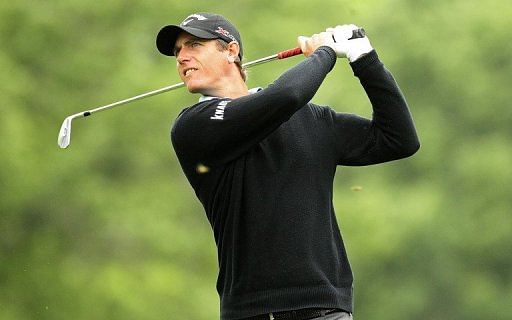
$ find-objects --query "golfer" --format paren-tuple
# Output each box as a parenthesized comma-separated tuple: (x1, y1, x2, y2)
(156, 12, 419, 320)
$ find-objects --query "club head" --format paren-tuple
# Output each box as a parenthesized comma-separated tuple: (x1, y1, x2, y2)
(58, 116, 73, 149)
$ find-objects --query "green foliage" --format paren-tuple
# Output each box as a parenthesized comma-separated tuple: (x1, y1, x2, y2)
(1, 0, 510, 319)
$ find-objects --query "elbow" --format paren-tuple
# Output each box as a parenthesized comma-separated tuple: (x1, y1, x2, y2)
(382, 132, 420, 161)
(408, 140, 421, 157)
(399, 137, 420, 158)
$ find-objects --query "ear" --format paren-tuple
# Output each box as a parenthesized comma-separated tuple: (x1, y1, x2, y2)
(227, 41, 240, 61)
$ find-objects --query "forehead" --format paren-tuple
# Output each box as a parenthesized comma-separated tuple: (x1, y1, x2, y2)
(175, 32, 206, 48)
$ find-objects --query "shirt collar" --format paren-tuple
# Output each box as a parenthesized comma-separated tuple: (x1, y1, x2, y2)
(199, 87, 262, 102)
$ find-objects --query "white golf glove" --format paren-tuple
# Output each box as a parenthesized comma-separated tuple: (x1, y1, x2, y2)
(326, 24, 373, 62)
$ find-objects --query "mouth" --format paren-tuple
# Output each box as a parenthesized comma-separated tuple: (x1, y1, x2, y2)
(183, 67, 198, 77)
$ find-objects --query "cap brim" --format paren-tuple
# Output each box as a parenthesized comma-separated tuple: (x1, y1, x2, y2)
(156, 25, 218, 56)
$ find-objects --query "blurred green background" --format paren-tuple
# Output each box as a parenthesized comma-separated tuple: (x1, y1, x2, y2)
(1, 0, 511, 319)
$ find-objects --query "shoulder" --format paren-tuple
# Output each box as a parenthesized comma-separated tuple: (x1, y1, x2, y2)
(171, 99, 230, 142)
(173, 99, 229, 125)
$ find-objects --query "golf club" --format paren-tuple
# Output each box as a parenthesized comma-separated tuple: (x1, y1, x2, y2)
(57, 28, 365, 149)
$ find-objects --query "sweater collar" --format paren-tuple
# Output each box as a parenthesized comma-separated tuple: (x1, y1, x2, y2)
(199, 87, 262, 102)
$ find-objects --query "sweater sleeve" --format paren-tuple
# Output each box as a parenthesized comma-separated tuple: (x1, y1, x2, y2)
(331, 50, 420, 166)
(171, 46, 337, 167)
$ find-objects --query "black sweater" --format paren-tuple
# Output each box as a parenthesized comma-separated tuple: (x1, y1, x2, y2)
(171, 47, 419, 319)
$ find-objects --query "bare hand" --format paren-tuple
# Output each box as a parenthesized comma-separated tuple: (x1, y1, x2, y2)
(297, 32, 336, 57)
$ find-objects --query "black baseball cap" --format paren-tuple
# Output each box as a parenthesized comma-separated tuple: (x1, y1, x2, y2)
(156, 13, 243, 60)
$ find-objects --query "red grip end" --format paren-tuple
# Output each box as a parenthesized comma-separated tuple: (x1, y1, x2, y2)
(277, 47, 303, 59)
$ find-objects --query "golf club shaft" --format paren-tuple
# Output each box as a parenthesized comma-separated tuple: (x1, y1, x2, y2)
(56, 46, 305, 149)
(57, 46, 305, 149)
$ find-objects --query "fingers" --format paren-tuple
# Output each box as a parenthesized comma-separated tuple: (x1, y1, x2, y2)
(297, 32, 334, 57)
(297, 35, 309, 54)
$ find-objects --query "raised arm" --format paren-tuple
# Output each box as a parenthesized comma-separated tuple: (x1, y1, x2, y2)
(332, 50, 420, 165)
(171, 46, 337, 167)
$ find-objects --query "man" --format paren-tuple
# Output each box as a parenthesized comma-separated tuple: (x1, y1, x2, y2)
(156, 12, 419, 320)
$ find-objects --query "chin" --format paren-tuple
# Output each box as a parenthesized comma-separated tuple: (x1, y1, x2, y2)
(184, 80, 198, 93)
(187, 86, 203, 94)
(186, 82, 209, 95)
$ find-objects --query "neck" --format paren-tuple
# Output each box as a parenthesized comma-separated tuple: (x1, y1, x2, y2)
(215, 81, 249, 99)
(202, 67, 249, 99)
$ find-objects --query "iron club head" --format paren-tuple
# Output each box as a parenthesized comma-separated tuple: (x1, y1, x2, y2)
(57, 116, 73, 148)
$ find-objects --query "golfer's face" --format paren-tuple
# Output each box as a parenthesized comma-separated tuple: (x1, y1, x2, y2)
(174, 32, 229, 95)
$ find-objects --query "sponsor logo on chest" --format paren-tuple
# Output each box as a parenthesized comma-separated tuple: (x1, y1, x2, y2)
(210, 100, 229, 120)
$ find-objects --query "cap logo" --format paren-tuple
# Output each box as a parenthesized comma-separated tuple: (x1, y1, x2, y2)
(215, 27, 237, 43)
(181, 14, 207, 26)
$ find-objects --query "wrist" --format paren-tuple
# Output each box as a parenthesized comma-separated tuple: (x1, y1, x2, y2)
(350, 50, 379, 76)
(309, 46, 337, 67)
(317, 46, 337, 59)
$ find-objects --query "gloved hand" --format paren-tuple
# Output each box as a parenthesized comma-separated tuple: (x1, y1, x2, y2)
(326, 24, 373, 62)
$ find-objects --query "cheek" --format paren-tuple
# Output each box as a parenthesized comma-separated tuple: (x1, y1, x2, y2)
(204, 58, 228, 79)
(176, 62, 184, 81)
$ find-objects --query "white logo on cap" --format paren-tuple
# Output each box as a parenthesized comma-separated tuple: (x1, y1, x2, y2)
(215, 27, 237, 43)
(182, 14, 207, 26)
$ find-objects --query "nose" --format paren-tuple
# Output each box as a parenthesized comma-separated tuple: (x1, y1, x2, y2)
(176, 49, 190, 65)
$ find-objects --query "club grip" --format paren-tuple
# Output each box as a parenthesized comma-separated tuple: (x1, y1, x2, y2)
(277, 47, 303, 59)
